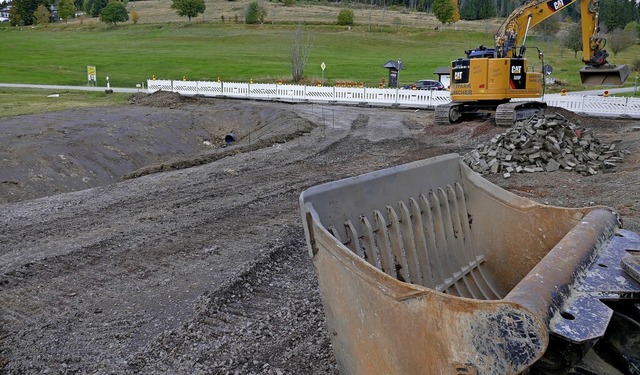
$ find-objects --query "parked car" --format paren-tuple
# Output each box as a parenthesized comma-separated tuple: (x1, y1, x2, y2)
(0, 17, 10, 23)
(401, 79, 445, 91)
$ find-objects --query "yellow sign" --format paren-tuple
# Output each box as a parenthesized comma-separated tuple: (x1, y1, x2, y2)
(87, 65, 97, 83)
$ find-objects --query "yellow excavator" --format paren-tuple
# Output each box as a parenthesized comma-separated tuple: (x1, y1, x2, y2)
(435, 0, 630, 126)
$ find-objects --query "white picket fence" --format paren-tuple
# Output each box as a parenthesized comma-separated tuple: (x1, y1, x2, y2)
(148, 79, 640, 118)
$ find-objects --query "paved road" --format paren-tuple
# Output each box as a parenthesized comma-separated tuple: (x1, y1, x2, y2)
(563, 85, 639, 96)
(0, 82, 142, 93)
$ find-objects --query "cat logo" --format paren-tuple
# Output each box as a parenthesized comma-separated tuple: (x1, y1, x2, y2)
(511, 65, 522, 74)
(454, 71, 463, 80)
(551, 0, 565, 10)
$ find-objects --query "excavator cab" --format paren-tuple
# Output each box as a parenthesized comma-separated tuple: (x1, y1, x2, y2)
(580, 64, 631, 86)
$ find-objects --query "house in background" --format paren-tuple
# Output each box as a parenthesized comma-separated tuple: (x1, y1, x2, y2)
(0, 1, 11, 21)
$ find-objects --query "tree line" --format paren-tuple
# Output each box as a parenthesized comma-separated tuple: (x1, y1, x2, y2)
(4, 0, 640, 31)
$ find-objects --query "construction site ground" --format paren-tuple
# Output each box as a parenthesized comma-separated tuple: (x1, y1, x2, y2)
(1, 92, 640, 374)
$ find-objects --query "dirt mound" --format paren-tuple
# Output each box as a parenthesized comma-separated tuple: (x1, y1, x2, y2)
(0, 98, 314, 204)
(128, 90, 200, 108)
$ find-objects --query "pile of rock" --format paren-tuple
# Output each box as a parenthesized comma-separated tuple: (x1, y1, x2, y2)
(463, 113, 629, 178)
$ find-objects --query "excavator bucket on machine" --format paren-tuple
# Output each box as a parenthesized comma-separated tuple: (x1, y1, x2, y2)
(580, 64, 630, 86)
(300, 154, 640, 374)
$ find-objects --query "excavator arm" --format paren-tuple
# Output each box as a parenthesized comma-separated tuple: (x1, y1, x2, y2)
(495, 0, 579, 59)
(495, 0, 629, 85)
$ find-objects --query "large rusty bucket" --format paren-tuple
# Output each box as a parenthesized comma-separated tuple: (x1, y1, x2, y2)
(300, 154, 640, 374)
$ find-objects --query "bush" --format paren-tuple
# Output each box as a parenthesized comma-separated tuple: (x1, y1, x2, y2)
(100, 1, 129, 25)
(337, 8, 353, 26)
(245, 1, 266, 24)
(283, 0, 295, 6)
(131, 10, 139, 24)
(631, 57, 640, 73)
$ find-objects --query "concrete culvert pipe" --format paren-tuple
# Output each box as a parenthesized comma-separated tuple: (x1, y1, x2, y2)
(224, 133, 236, 144)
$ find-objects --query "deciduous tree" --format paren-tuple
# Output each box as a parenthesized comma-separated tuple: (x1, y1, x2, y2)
(290, 26, 313, 82)
(336, 8, 354, 26)
(562, 22, 583, 58)
(607, 28, 637, 57)
(100, 0, 128, 25)
(171, 0, 205, 23)
(534, 12, 560, 41)
(58, 0, 76, 23)
(450, 0, 459, 23)
(33, 4, 50, 25)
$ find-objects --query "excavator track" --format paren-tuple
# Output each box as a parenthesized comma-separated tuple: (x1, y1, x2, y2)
(434, 102, 462, 125)
(495, 101, 547, 127)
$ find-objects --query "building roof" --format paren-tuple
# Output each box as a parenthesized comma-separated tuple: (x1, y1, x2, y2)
(434, 67, 450, 75)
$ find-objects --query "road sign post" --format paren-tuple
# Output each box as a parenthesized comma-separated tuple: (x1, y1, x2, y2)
(321, 62, 326, 86)
(87, 66, 97, 86)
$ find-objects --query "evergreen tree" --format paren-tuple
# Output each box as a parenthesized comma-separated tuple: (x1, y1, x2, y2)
(459, 0, 477, 20)
(460, 0, 495, 20)
(12, 0, 47, 25)
(477, 0, 495, 19)
(599, 0, 638, 31)
(83, 0, 108, 17)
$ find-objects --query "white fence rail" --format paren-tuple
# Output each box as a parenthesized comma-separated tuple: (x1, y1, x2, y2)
(148, 79, 640, 118)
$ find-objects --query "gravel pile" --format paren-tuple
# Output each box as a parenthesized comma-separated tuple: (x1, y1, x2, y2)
(463, 113, 629, 177)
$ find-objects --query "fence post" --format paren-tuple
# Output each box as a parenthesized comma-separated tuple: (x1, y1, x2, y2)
(624, 97, 629, 117)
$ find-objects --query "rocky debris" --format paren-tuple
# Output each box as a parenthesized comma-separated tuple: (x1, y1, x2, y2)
(463, 113, 629, 178)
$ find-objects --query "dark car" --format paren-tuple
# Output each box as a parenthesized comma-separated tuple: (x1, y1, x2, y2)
(401, 79, 445, 91)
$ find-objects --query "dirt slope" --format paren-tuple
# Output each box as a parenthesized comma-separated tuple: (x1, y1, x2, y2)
(1, 94, 639, 374)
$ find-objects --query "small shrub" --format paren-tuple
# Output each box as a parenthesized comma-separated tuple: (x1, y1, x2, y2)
(631, 57, 640, 73)
(131, 10, 139, 24)
(221, 14, 225, 22)
(337, 8, 354, 26)
(245, 1, 266, 24)
(283, 0, 295, 6)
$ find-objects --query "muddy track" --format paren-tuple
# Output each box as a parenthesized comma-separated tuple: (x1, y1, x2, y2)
(0, 105, 435, 373)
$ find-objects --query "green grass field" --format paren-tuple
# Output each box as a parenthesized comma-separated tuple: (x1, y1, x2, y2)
(0, 88, 130, 117)
(3, 20, 637, 91)
(0, 23, 481, 87)
(1, 0, 639, 98)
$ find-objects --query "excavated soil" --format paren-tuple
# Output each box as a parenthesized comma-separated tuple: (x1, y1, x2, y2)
(1, 92, 640, 374)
